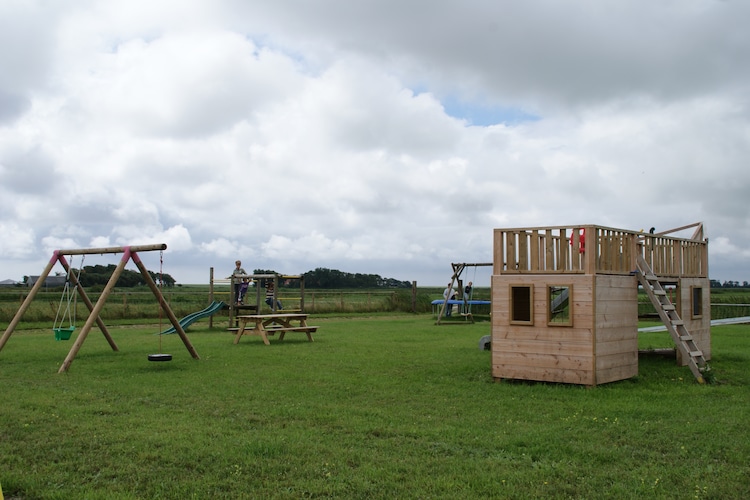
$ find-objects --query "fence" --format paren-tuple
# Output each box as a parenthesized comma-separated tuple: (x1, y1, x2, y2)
(494, 224, 708, 277)
(4, 287, 744, 324)
(0, 287, 430, 324)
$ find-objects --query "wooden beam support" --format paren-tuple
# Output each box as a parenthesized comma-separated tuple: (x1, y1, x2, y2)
(53, 243, 167, 256)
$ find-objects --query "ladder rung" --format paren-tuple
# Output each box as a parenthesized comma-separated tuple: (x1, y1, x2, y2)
(679, 335, 692, 341)
(672, 320, 684, 326)
(654, 290, 667, 296)
(662, 305, 675, 311)
(689, 350, 703, 357)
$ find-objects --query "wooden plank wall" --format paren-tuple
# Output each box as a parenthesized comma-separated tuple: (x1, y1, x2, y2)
(593, 274, 639, 385)
(491, 274, 597, 385)
(676, 277, 712, 363)
(491, 273, 639, 386)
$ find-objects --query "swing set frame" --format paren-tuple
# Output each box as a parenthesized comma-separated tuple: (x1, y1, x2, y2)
(435, 262, 492, 325)
(0, 243, 200, 373)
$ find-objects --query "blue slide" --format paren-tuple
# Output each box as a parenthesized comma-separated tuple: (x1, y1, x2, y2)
(160, 300, 226, 335)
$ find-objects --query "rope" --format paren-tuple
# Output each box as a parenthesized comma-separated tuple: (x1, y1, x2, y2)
(464, 265, 478, 315)
(53, 254, 84, 329)
(158, 250, 164, 353)
(72, 255, 84, 325)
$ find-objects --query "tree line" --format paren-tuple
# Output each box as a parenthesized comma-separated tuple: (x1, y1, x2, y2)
(24, 264, 176, 288)
(255, 267, 411, 289)
(710, 280, 749, 288)
(22, 266, 409, 289)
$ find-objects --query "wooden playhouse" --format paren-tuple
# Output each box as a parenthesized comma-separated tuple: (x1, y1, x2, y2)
(491, 223, 711, 386)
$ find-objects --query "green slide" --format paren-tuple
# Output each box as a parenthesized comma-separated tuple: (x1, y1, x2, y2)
(160, 300, 226, 335)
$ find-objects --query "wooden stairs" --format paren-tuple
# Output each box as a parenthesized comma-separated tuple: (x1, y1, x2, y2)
(636, 254, 710, 383)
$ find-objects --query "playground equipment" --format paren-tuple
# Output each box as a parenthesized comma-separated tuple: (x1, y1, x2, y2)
(52, 255, 84, 341)
(435, 262, 492, 325)
(148, 250, 172, 362)
(209, 268, 305, 329)
(491, 223, 711, 385)
(160, 300, 226, 334)
(0, 244, 200, 373)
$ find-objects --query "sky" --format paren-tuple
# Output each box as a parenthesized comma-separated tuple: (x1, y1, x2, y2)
(1, 0, 749, 286)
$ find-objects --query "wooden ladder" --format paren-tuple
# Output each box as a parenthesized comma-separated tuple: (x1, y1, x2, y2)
(635, 254, 709, 383)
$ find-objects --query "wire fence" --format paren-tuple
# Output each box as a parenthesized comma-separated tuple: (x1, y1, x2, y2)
(2, 287, 748, 324)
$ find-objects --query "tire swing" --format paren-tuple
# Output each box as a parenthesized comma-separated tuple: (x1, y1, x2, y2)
(53, 255, 84, 341)
(148, 250, 172, 362)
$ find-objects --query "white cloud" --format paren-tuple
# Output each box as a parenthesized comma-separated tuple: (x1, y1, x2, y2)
(0, 1, 748, 285)
(0, 222, 36, 260)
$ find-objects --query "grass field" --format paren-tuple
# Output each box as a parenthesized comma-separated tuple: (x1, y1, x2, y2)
(1, 315, 749, 499)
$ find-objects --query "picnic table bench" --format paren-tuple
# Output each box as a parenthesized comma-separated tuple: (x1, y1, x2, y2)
(233, 313, 318, 345)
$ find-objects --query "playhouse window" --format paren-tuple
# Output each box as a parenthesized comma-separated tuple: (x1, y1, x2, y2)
(691, 286, 703, 319)
(548, 285, 572, 326)
(510, 285, 533, 325)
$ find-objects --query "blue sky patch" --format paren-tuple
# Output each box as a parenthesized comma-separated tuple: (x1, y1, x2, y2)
(441, 95, 539, 126)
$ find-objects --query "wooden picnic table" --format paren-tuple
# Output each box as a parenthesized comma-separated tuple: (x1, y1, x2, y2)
(233, 313, 318, 345)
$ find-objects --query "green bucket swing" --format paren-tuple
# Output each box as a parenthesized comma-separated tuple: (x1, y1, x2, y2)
(53, 255, 83, 341)
(54, 325, 76, 341)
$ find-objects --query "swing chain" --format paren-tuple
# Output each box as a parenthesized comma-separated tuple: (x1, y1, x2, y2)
(53, 254, 84, 330)
(158, 250, 164, 353)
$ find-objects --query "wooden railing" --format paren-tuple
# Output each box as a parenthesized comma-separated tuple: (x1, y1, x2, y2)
(493, 224, 707, 278)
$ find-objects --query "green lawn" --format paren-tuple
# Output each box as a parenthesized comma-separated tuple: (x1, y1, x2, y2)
(1, 315, 748, 499)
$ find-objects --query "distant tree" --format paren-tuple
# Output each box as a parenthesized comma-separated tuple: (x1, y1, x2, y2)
(252, 269, 279, 287)
(303, 267, 410, 289)
(77, 264, 172, 287)
(148, 270, 176, 287)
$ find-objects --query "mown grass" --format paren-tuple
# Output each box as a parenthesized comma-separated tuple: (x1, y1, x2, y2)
(1, 316, 749, 499)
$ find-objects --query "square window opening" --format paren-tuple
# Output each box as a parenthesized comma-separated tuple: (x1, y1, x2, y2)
(691, 286, 703, 319)
(510, 285, 533, 325)
(548, 285, 573, 326)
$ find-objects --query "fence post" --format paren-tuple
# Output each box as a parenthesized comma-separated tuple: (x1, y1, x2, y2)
(412, 281, 417, 313)
(209, 267, 214, 328)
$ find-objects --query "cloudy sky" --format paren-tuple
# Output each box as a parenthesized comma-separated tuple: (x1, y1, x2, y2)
(1, 0, 748, 286)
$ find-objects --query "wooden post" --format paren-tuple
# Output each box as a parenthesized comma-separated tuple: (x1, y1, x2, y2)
(584, 225, 597, 274)
(272, 275, 279, 312)
(208, 267, 214, 328)
(254, 276, 261, 312)
(299, 275, 305, 313)
(411, 281, 417, 313)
